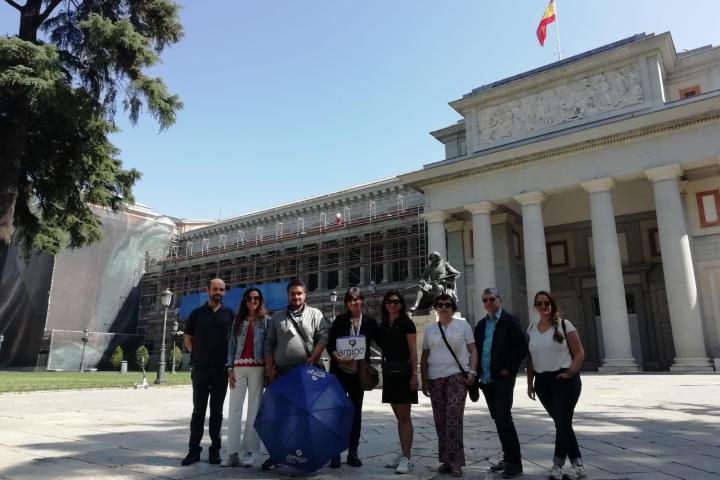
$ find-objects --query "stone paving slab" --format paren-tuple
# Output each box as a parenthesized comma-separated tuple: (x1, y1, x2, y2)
(1, 375, 720, 479)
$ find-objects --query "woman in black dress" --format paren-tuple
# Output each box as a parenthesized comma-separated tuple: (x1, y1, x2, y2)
(379, 289, 418, 474)
(327, 287, 380, 468)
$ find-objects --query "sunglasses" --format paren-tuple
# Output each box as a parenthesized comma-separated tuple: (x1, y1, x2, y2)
(534, 301, 551, 308)
(435, 302, 453, 309)
(385, 299, 401, 305)
(482, 297, 497, 303)
(247, 296, 260, 302)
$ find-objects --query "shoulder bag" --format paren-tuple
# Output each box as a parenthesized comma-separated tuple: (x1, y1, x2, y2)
(438, 322, 480, 402)
(287, 310, 323, 369)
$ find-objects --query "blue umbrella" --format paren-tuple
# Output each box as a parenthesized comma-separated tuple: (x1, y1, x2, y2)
(254, 365, 354, 472)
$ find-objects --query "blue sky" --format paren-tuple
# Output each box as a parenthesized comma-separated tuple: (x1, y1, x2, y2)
(3, 1, 720, 220)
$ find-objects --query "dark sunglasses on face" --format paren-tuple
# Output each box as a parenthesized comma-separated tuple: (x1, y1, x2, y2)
(534, 301, 551, 308)
(435, 302, 453, 308)
(482, 297, 496, 303)
(247, 296, 260, 302)
(385, 299, 401, 305)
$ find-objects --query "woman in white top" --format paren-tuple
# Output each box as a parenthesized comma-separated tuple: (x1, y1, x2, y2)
(421, 293, 478, 477)
(526, 290, 586, 480)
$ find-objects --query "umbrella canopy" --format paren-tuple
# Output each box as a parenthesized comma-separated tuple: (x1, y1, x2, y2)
(254, 365, 354, 471)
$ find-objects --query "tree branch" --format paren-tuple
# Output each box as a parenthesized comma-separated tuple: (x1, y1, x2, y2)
(3, 0, 24, 11)
(39, 0, 62, 22)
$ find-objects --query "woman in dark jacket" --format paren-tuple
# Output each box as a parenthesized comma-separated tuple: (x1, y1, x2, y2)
(327, 286, 380, 468)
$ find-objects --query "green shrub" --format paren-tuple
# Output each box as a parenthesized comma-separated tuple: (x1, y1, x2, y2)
(110, 346, 124, 370)
(135, 345, 149, 372)
(171, 345, 183, 370)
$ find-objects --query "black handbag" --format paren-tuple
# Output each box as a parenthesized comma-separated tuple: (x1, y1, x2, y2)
(437, 321, 480, 402)
(381, 360, 411, 377)
(358, 359, 380, 390)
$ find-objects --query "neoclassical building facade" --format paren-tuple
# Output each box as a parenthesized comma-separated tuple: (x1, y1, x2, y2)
(401, 33, 720, 372)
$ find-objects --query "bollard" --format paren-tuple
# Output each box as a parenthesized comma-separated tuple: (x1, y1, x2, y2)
(120, 360, 128, 374)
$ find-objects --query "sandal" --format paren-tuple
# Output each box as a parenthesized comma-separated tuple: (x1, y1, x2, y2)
(450, 466, 463, 477)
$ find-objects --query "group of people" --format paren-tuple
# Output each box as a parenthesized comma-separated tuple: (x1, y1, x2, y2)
(179, 277, 587, 480)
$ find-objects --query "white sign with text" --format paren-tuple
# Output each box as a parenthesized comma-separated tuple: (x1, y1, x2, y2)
(336, 336, 366, 360)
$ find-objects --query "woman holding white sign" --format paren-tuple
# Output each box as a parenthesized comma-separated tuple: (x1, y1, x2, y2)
(420, 293, 478, 477)
(327, 286, 380, 468)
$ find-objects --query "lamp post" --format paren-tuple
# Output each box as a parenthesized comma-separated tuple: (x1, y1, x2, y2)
(79, 328, 89, 372)
(154, 289, 173, 384)
(368, 280, 377, 317)
(330, 289, 337, 322)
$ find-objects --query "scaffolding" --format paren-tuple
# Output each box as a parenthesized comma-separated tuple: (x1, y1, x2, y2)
(140, 192, 428, 311)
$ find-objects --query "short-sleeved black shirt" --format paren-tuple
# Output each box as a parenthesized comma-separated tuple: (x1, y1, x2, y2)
(379, 315, 416, 362)
(184, 302, 234, 367)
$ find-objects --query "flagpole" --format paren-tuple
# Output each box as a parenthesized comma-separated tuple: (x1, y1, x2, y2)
(554, 0, 562, 60)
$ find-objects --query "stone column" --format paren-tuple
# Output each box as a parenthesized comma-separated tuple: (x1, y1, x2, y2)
(581, 178, 639, 371)
(465, 201, 496, 325)
(424, 211, 449, 260)
(382, 235, 391, 283)
(359, 244, 368, 285)
(514, 191, 551, 319)
(406, 230, 415, 281)
(445, 221, 467, 316)
(645, 164, 712, 371)
(337, 250, 345, 288)
(318, 252, 327, 290)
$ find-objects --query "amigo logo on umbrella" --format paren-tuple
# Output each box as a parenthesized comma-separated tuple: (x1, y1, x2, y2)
(285, 449, 308, 464)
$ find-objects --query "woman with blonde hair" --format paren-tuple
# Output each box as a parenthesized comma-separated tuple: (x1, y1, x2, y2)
(526, 290, 586, 480)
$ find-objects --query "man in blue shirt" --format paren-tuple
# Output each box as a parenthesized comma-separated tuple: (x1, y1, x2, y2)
(473, 288, 527, 478)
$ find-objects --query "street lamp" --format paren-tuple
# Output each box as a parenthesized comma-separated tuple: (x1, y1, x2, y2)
(330, 289, 337, 322)
(79, 328, 89, 372)
(154, 288, 173, 384)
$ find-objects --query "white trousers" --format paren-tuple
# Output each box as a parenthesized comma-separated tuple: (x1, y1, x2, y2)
(225, 365, 265, 455)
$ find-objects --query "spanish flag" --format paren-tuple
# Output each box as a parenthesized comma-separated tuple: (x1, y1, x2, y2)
(536, 0, 556, 46)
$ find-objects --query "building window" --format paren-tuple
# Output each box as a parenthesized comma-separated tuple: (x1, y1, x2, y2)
(696, 190, 720, 228)
(679, 85, 700, 98)
(648, 227, 661, 257)
(547, 240, 569, 267)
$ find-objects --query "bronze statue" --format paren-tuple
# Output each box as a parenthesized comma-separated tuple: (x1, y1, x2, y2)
(409, 251, 461, 313)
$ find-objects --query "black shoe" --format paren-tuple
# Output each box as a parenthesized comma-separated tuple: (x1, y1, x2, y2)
(330, 455, 341, 468)
(501, 463, 523, 478)
(490, 459, 508, 472)
(347, 452, 362, 467)
(261, 458, 276, 471)
(181, 451, 200, 466)
(208, 450, 221, 465)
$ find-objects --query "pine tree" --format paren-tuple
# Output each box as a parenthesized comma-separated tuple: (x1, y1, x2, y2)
(110, 345, 124, 370)
(135, 345, 149, 372)
(0, 0, 183, 273)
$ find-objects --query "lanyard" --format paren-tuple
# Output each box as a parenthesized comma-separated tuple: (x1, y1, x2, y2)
(350, 314, 363, 336)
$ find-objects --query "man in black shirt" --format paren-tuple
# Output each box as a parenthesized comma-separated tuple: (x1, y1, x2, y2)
(181, 278, 234, 466)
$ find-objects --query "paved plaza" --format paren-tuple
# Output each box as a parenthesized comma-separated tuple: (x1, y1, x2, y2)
(0, 374, 719, 479)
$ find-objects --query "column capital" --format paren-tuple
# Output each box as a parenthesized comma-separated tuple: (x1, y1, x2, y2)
(445, 220, 465, 233)
(423, 210, 449, 223)
(581, 177, 615, 194)
(645, 163, 683, 183)
(464, 201, 496, 215)
(513, 191, 547, 206)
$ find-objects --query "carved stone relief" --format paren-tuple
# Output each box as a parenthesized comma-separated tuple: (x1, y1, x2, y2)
(475, 66, 644, 146)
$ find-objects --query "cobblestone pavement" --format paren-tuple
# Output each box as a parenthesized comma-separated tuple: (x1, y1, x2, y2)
(0, 374, 719, 479)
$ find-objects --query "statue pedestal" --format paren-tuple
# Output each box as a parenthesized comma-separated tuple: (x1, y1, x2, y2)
(410, 311, 436, 370)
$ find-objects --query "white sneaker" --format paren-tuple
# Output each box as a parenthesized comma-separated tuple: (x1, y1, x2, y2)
(395, 456, 414, 474)
(566, 464, 587, 479)
(549, 465, 563, 480)
(221, 453, 239, 467)
(242, 452, 254, 467)
(385, 454, 402, 468)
